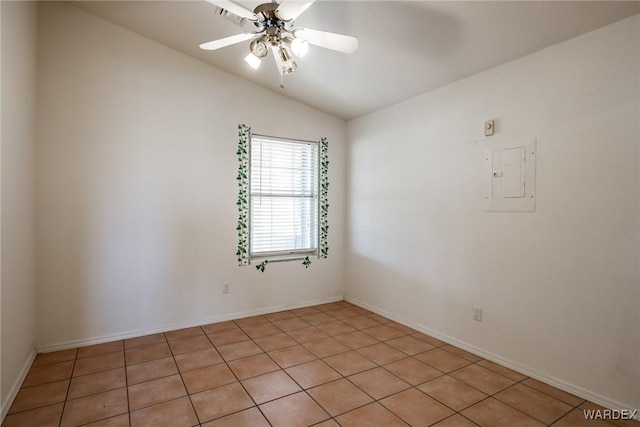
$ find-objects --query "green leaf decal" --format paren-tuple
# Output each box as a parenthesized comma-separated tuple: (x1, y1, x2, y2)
(236, 124, 250, 266)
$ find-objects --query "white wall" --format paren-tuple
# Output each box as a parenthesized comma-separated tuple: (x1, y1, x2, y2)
(1, 0, 38, 415)
(35, 2, 347, 349)
(346, 15, 639, 411)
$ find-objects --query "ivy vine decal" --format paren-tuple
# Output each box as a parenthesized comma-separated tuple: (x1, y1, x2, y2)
(319, 137, 329, 259)
(236, 124, 250, 266)
(302, 256, 312, 268)
(255, 256, 312, 272)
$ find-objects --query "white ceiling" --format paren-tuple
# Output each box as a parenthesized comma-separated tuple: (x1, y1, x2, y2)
(72, 1, 639, 120)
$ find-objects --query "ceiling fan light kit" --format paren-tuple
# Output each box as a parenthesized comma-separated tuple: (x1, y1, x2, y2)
(277, 46, 297, 74)
(201, 0, 358, 87)
(244, 52, 262, 69)
(249, 38, 268, 58)
(291, 37, 309, 57)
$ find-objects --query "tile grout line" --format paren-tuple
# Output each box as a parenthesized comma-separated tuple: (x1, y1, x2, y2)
(264, 306, 430, 425)
(464, 360, 588, 426)
(245, 306, 489, 426)
(57, 349, 77, 427)
(277, 308, 354, 425)
(274, 306, 541, 427)
(203, 321, 274, 426)
(239, 314, 325, 426)
(74, 344, 128, 426)
(121, 343, 132, 427)
(170, 327, 210, 427)
(437, 364, 577, 427)
(7, 302, 602, 427)
(257, 305, 354, 425)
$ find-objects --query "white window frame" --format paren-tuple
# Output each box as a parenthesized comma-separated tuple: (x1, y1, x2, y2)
(248, 133, 320, 261)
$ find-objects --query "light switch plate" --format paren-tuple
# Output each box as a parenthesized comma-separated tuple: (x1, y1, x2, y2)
(484, 120, 495, 136)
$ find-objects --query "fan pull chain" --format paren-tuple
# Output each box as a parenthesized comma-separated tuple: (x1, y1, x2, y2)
(280, 73, 285, 89)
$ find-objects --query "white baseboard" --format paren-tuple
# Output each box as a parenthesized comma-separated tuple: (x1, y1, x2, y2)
(1, 347, 36, 422)
(345, 296, 639, 418)
(36, 295, 344, 353)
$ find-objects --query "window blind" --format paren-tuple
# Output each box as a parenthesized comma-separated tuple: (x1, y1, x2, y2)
(250, 135, 318, 258)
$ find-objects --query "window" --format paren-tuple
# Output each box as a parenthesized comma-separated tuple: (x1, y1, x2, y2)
(250, 134, 318, 258)
(236, 124, 328, 270)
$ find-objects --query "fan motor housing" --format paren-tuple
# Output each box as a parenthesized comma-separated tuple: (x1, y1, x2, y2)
(254, 3, 278, 21)
(254, 2, 294, 31)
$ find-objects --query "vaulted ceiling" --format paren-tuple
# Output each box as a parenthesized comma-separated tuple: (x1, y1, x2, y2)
(73, 1, 639, 120)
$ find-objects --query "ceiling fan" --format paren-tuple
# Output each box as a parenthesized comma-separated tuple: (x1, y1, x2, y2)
(200, 0, 358, 87)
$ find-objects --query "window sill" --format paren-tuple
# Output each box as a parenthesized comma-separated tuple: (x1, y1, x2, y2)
(250, 249, 317, 262)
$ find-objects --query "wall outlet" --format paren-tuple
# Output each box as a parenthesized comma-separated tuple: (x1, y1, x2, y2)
(473, 306, 482, 322)
(222, 282, 230, 294)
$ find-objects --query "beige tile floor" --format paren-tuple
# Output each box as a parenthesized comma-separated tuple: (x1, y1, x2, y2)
(3, 301, 637, 427)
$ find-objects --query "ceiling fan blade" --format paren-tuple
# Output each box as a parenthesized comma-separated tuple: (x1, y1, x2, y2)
(293, 28, 358, 54)
(206, 0, 258, 21)
(199, 33, 255, 51)
(275, 0, 315, 21)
